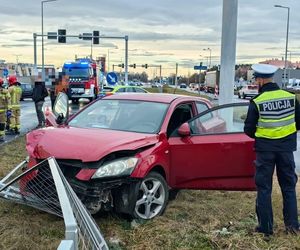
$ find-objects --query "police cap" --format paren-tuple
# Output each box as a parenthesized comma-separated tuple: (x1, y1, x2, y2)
(252, 63, 278, 78)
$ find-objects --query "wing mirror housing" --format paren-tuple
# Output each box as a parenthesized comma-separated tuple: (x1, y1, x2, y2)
(177, 122, 191, 137)
(53, 92, 69, 125)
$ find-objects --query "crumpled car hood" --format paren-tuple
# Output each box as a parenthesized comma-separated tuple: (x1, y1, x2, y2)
(26, 127, 159, 162)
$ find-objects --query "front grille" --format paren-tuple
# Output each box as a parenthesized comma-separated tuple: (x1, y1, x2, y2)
(69, 83, 85, 89)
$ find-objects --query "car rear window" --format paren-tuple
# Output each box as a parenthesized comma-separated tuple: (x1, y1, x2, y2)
(247, 85, 258, 90)
(102, 87, 114, 92)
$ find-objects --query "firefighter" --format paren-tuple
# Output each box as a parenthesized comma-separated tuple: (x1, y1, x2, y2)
(244, 64, 300, 236)
(7, 75, 22, 134)
(0, 78, 11, 142)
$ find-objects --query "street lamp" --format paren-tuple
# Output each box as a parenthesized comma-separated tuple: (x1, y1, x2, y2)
(274, 4, 290, 87)
(41, 0, 57, 82)
(203, 48, 212, 68)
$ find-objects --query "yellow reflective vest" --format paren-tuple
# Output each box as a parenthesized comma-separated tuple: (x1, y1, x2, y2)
(253, 89, 296, 139)
(8, 85, 22, 109)
(0, 88, 11, 111)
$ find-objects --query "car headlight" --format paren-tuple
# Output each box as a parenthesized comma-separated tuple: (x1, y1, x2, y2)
(92, 157, 138, 179)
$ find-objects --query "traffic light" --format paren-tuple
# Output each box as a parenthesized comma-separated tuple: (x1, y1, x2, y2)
(133, 63, 136, 68)
(145, 64, 148, 69)
(93, 30, 99, 44)
(121, 63, 124, 68)
(58, 29, 66, 43)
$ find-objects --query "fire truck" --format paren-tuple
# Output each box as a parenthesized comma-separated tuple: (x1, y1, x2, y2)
(62, 58, 100, 103)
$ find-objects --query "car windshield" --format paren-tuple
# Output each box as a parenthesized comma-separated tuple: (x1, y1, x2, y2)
(63, 68, 90, 77)
(69, 99, 169, 133)
(21, 84, 32, 89)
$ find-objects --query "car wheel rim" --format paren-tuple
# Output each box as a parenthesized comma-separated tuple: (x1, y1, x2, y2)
(135, 177, 165, 219)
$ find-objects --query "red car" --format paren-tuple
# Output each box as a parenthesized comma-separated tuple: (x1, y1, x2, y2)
(25, 93, 255, 219)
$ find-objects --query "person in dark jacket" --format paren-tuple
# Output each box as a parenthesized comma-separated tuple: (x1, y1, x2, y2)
(244, 63, 300, 237)
(32, 81, 48, 128)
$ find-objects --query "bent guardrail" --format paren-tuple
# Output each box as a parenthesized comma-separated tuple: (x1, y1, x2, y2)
(0, 157, 108, 250)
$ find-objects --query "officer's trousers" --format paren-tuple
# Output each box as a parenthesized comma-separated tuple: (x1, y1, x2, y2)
(255, 151, 299, 234)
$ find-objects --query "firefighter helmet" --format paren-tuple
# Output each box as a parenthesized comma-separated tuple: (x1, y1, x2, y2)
(8, 75, 17, 85)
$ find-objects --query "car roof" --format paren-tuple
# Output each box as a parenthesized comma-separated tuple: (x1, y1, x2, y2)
(103, 93, 209, 104)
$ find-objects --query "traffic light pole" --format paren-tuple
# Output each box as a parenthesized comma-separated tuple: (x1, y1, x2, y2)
(33, 33, 129, 84)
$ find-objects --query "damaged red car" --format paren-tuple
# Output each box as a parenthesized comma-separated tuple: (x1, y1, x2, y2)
(25, 92, 255, 219)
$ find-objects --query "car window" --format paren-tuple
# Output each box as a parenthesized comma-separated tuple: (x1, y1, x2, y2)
(102, 87, 114, 92)
(167, 103, 193, 137)
(189, 103, 249, 135)
(116, 87, 126, 93)
(196, 102, 211, 122)
(125, 87, 135, 92)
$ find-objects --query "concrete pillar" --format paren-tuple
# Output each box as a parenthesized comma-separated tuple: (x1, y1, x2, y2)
(219, 0, 238, 105)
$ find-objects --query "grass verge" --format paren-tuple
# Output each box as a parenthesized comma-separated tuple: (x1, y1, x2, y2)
(1, 137, 300, 249)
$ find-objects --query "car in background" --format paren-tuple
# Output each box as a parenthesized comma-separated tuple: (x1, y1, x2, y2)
(24, 93, 255, 220)
(99, 85, 149, 97)
(238, 84, 258, 99)
(20, 83, 33, 101)
(290, 82, 300, 91)
(179, 83, 187, 89)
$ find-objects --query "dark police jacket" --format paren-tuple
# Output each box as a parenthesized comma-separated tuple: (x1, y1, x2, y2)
(244, 82, 300, 151)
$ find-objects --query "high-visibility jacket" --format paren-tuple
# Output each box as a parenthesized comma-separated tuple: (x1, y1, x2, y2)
(8, 85, 22, 109)
(253, 89, 296, 139)
(0, 88, 11, 111)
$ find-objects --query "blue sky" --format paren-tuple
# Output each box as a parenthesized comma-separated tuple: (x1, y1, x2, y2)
(1, 0, 299, 75)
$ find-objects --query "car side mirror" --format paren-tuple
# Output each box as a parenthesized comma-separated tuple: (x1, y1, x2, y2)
(53, 92, 69, 124)
(177, 123, 191, 137)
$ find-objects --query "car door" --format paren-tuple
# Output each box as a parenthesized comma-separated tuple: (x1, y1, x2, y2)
(168, 102, 256, 191)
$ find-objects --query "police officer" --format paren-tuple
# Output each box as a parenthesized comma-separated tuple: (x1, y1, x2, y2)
(244, 63, 300, 236)
(0, 78, 11, 142)
(7, 75, 22, 134)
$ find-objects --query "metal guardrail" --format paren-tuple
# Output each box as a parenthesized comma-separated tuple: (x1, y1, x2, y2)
(0, 157, 108, 250)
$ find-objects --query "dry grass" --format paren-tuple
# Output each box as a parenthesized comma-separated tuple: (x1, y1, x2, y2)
(1, 137, 300, 249)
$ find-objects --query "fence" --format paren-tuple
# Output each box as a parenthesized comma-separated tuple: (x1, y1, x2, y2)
(0, 157, 108, 250)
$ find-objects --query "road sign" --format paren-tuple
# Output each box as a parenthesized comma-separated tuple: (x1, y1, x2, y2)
(194, 65, 208, 70)
(2, 68, 8, 77)
(82, 33, 92, 40)
(47, 32, 57, 40)
(106, 72, 118, 85)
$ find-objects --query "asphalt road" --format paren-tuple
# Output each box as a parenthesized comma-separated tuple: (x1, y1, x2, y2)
(0, 97, 86, 146)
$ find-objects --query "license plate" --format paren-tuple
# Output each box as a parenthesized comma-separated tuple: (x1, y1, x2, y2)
(71, 88, 84, 94)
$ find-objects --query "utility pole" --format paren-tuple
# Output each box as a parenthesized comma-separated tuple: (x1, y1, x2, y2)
(175, 63, 178, 87)
(159, 65, 162, 84)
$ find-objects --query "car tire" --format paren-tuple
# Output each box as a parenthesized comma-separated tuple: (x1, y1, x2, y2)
(238, 93, 241, 99)
(133, 172, 169, 220)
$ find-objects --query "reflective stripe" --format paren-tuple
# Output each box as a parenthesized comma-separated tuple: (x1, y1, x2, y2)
(255, 123, 296, 139)
(260, 106, 295, 115)
(258, 118, 295, 128)
(260, 110, 295, 119)
(255, 96, 295, 105)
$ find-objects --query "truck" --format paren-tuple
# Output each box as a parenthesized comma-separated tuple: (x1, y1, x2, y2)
(205, 70, 220, 94)
(62, 58, 100, 103)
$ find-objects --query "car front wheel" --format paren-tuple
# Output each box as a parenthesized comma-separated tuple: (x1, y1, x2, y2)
(133, 172, 169, 220)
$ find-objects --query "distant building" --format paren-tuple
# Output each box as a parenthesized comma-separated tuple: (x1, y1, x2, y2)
(260, 58, 300, 69)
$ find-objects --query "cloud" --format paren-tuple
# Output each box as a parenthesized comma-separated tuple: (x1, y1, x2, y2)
(1, 0, 300, 69)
